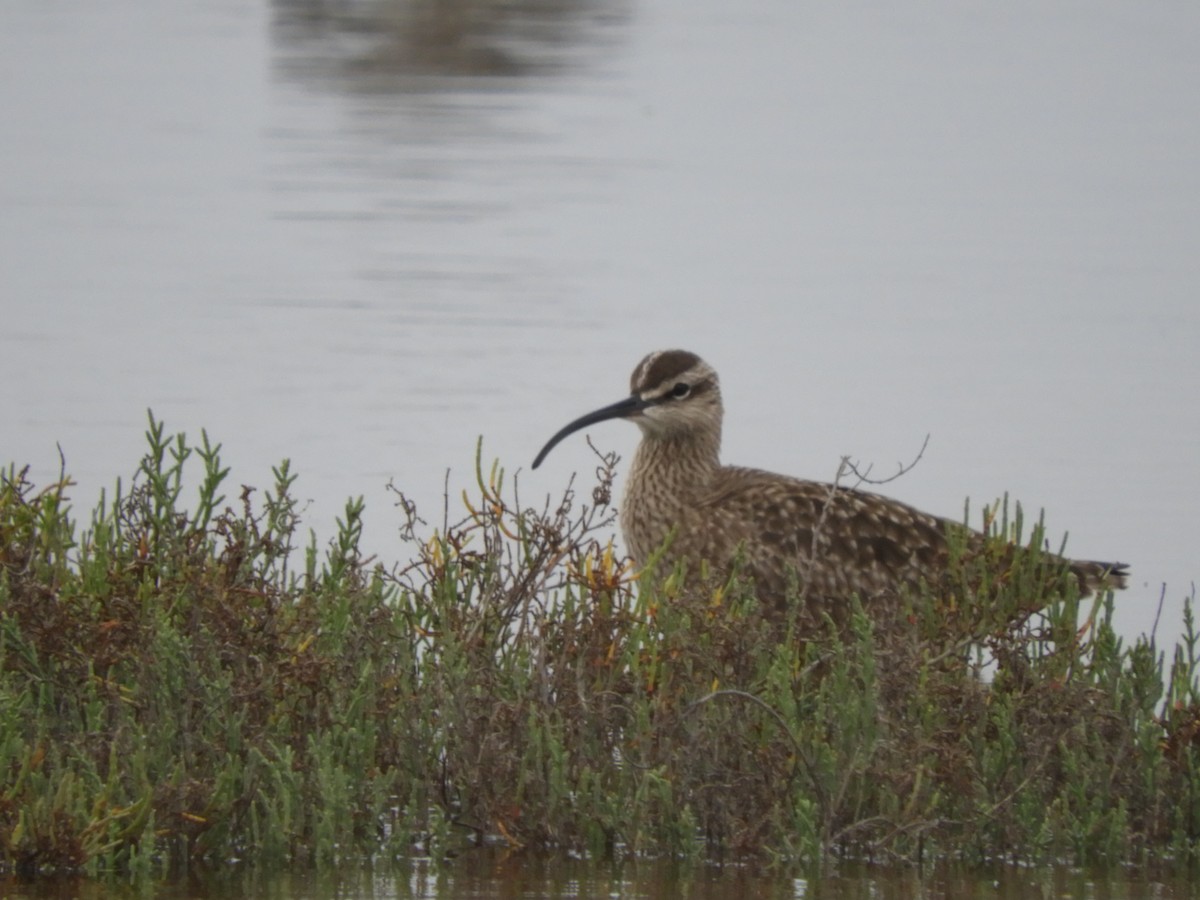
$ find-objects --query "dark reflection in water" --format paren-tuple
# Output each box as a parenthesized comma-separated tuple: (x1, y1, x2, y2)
(271, 0, 629, 84)
(2, 852, 1196, 899)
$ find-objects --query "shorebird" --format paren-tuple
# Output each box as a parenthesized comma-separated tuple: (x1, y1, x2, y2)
(532, 349, 1127, 613)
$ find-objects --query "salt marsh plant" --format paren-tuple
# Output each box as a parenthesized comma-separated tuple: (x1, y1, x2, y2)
(0, 413, 1197, 875)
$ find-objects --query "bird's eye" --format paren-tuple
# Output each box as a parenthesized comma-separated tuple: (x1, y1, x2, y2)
(671, 382, 691, 399)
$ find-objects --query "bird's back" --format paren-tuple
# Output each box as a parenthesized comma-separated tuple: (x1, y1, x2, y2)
(646, 465, 1126, 615)
(658, 466, 950, 605)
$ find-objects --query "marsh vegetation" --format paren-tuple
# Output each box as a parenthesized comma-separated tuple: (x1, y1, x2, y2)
(0, 416, 1196, 877)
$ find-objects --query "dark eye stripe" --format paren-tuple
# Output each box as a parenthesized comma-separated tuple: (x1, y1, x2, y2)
(657, 377, 713, 402)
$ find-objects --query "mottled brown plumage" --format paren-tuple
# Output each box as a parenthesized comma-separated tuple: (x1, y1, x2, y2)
(533, 349, 1128, 611)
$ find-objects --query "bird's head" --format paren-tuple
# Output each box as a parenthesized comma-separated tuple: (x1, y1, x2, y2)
(532, 349, 723, 468)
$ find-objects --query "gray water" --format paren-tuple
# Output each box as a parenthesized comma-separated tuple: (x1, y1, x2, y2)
(2, 1, 1198, 649)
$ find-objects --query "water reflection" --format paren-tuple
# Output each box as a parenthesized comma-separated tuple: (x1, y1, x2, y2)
(2, 855, 1197, 899)
(271, 0, 629, 83)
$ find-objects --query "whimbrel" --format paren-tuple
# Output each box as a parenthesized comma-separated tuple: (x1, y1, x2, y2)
(532, 349, 1127, 612)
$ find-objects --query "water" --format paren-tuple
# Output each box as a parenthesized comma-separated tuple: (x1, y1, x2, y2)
(2, 854, 1198, 899)
(2, 3, 1198, 644)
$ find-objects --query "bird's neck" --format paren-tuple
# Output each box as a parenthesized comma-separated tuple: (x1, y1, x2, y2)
(621, 430, 721, 564)
(629, 430, 721, 494)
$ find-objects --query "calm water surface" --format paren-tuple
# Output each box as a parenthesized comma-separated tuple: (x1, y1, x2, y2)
(2, 3, 1198, 635)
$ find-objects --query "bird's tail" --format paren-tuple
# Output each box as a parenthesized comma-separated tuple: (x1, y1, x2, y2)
(1069, 559, 1130, 596)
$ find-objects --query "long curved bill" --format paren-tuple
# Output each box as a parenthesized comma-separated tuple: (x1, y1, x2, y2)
(532, 395, 648, 469)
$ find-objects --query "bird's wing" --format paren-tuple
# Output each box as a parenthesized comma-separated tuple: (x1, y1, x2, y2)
(689, 468, 957, 603)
